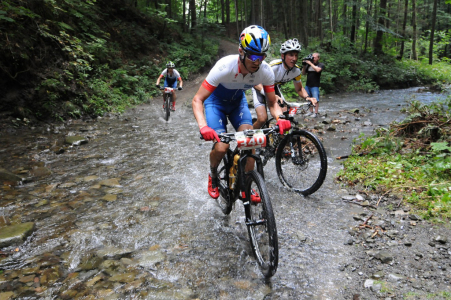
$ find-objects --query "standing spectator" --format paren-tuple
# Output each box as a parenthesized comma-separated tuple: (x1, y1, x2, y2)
(302, 53, 324, 118)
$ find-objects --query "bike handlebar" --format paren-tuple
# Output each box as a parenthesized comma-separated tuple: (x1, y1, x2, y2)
(200, 126, 279, 143)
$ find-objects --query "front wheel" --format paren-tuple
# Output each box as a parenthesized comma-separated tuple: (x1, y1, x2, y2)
(164, 95, 171, 121)
(216, 151, 233, 215)
(275, 129, 327, 195)
(245, 170, 278, 278)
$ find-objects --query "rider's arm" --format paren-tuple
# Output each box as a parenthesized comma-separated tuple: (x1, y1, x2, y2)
(156, 74, 164, 86)
(178, 77, 183, 88)
(192, 85, 212, 130)
(265, 91, 284, 120)
(294, 81, 317, 106)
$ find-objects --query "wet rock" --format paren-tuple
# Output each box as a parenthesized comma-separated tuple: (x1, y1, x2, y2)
(136, 250, 166, 267)
(108, 272, 136, 283)
(342, 195, 356, 201)
(101, 194, 117, 202)
(374, 251, 394, 263)
(435, 236, 448, 244)
(0, 222, 35, 247)
(65, 136, 88, 146)
(99, 178, 121, 187)
(326, 126, 336, 131)
(363, 120, 373, 126)
(96, 247, 133, 259)
(79, 254, 103, 271)
(356, 194, 365, 201)
(0, 168, 24, 182)
(30, 166, 52, 177)
(0, 292, 15, 300)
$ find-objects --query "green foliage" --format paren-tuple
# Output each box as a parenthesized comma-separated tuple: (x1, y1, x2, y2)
(0, 0, 219, 120)
(337, 98, 451, 222)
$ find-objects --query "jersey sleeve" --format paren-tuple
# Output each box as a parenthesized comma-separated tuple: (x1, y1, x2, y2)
(202, 57, 233, 92)
(174, 70, 181, 80)
(160, 69, 167, 77)
(261, 63, 275, 93)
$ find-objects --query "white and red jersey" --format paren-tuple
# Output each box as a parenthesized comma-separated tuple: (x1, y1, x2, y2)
(202, 55, 275, 101)
(160, 68, 181, 80)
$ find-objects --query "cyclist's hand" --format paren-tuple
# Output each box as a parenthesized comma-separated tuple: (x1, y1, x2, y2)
(200, 126, 219, 142)
(178, 87, 183, 91)
(307, 97, 317, 106)
(276, 119, 291, 134)
(157, 84, 162, 89)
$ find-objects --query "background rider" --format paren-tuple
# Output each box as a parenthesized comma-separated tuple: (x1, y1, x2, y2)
(252, 38, 317, 129)
(156, 61, 183, 111)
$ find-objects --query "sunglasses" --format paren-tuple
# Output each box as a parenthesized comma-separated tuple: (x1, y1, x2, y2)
(245, 52, 266, 63)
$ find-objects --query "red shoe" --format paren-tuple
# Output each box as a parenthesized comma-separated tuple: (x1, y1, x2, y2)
(208, 174, 219, 199)
(171, 102, 176, 111)
(250, 189, 261, 204)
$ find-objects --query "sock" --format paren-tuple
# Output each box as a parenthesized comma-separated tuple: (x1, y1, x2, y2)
(210, 166, 218, 179)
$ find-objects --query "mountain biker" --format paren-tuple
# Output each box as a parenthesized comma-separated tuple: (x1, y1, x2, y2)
(156, 61, 183, 111)
(192, 25, 291, 199)
(252, 38, 317, 129)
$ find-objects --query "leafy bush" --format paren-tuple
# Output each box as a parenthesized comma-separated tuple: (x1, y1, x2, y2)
(337, 96, 451, 222)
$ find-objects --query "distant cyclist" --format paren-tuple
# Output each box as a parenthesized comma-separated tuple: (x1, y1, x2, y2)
(192, 25, 291, 199)
(252, 38, 317, 129)
(156, 61, 183, 111)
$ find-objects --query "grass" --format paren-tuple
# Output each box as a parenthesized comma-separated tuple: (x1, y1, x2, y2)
(336, 96, 451, 223)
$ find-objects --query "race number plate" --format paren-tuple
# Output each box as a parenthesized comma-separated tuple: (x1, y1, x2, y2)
(164, 87, 173, 93)
(289, 107, 298, 116)
(236, 130, 267, 150)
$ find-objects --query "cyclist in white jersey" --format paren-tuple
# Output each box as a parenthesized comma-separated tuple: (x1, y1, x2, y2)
(156, 61, 183, 111)
(192, 25, 292, 199)
(252, 38, 317, 129)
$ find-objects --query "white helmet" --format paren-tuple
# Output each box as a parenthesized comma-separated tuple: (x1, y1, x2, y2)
(280, 38, 301, 54)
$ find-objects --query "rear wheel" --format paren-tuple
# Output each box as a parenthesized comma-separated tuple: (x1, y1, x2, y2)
(275, 129, 327, 195)
(217, 151, 233, 215)
(245, 170, 278, 277)
(164, 95, 171, 121)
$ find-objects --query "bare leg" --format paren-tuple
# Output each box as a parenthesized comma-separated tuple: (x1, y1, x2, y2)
(253, 105, 268, 129)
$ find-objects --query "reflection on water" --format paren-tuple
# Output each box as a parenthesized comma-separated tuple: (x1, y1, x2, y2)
(0, 87, 446, 299)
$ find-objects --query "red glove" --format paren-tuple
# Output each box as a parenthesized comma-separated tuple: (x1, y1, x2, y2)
(276, 119, 291, 134)
(200, 126, 220, 142)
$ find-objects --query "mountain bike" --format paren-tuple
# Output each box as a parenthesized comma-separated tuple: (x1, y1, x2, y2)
(160, 86, 181, 121)
(204, 127, 279, 277)
(256, 98, 328, 196)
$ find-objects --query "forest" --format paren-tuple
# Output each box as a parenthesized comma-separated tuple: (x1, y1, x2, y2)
(0, 0, 450, 121)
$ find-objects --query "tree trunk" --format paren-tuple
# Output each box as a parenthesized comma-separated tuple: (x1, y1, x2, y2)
(428, 0, 438, 64)
(183, 0, 187, 32)
(221, 0, 225, 23)
(235, 0, 239, 36)
(226, 0, 230, 24)
(342, 4, 347, 36)
(350, 3, 357, 44)
(329, 0, 333, 39)
(300, 0, 309, 47)
(363, 0, 372, 53)
(399, 0, 408, 59)
(411, 0, 417, 60)
(374, 0, 387, 55)
(190, 0, 196, 33)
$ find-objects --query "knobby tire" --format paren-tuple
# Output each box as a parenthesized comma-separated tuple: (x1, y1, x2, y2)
(217, 151, 233, 215)
(245, 170, 278, 277)
(164, 95, 171, 121)
(275, 129, 327, 195)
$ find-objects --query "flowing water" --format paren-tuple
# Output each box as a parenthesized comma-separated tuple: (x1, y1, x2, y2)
(0, 86, 446, 299)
